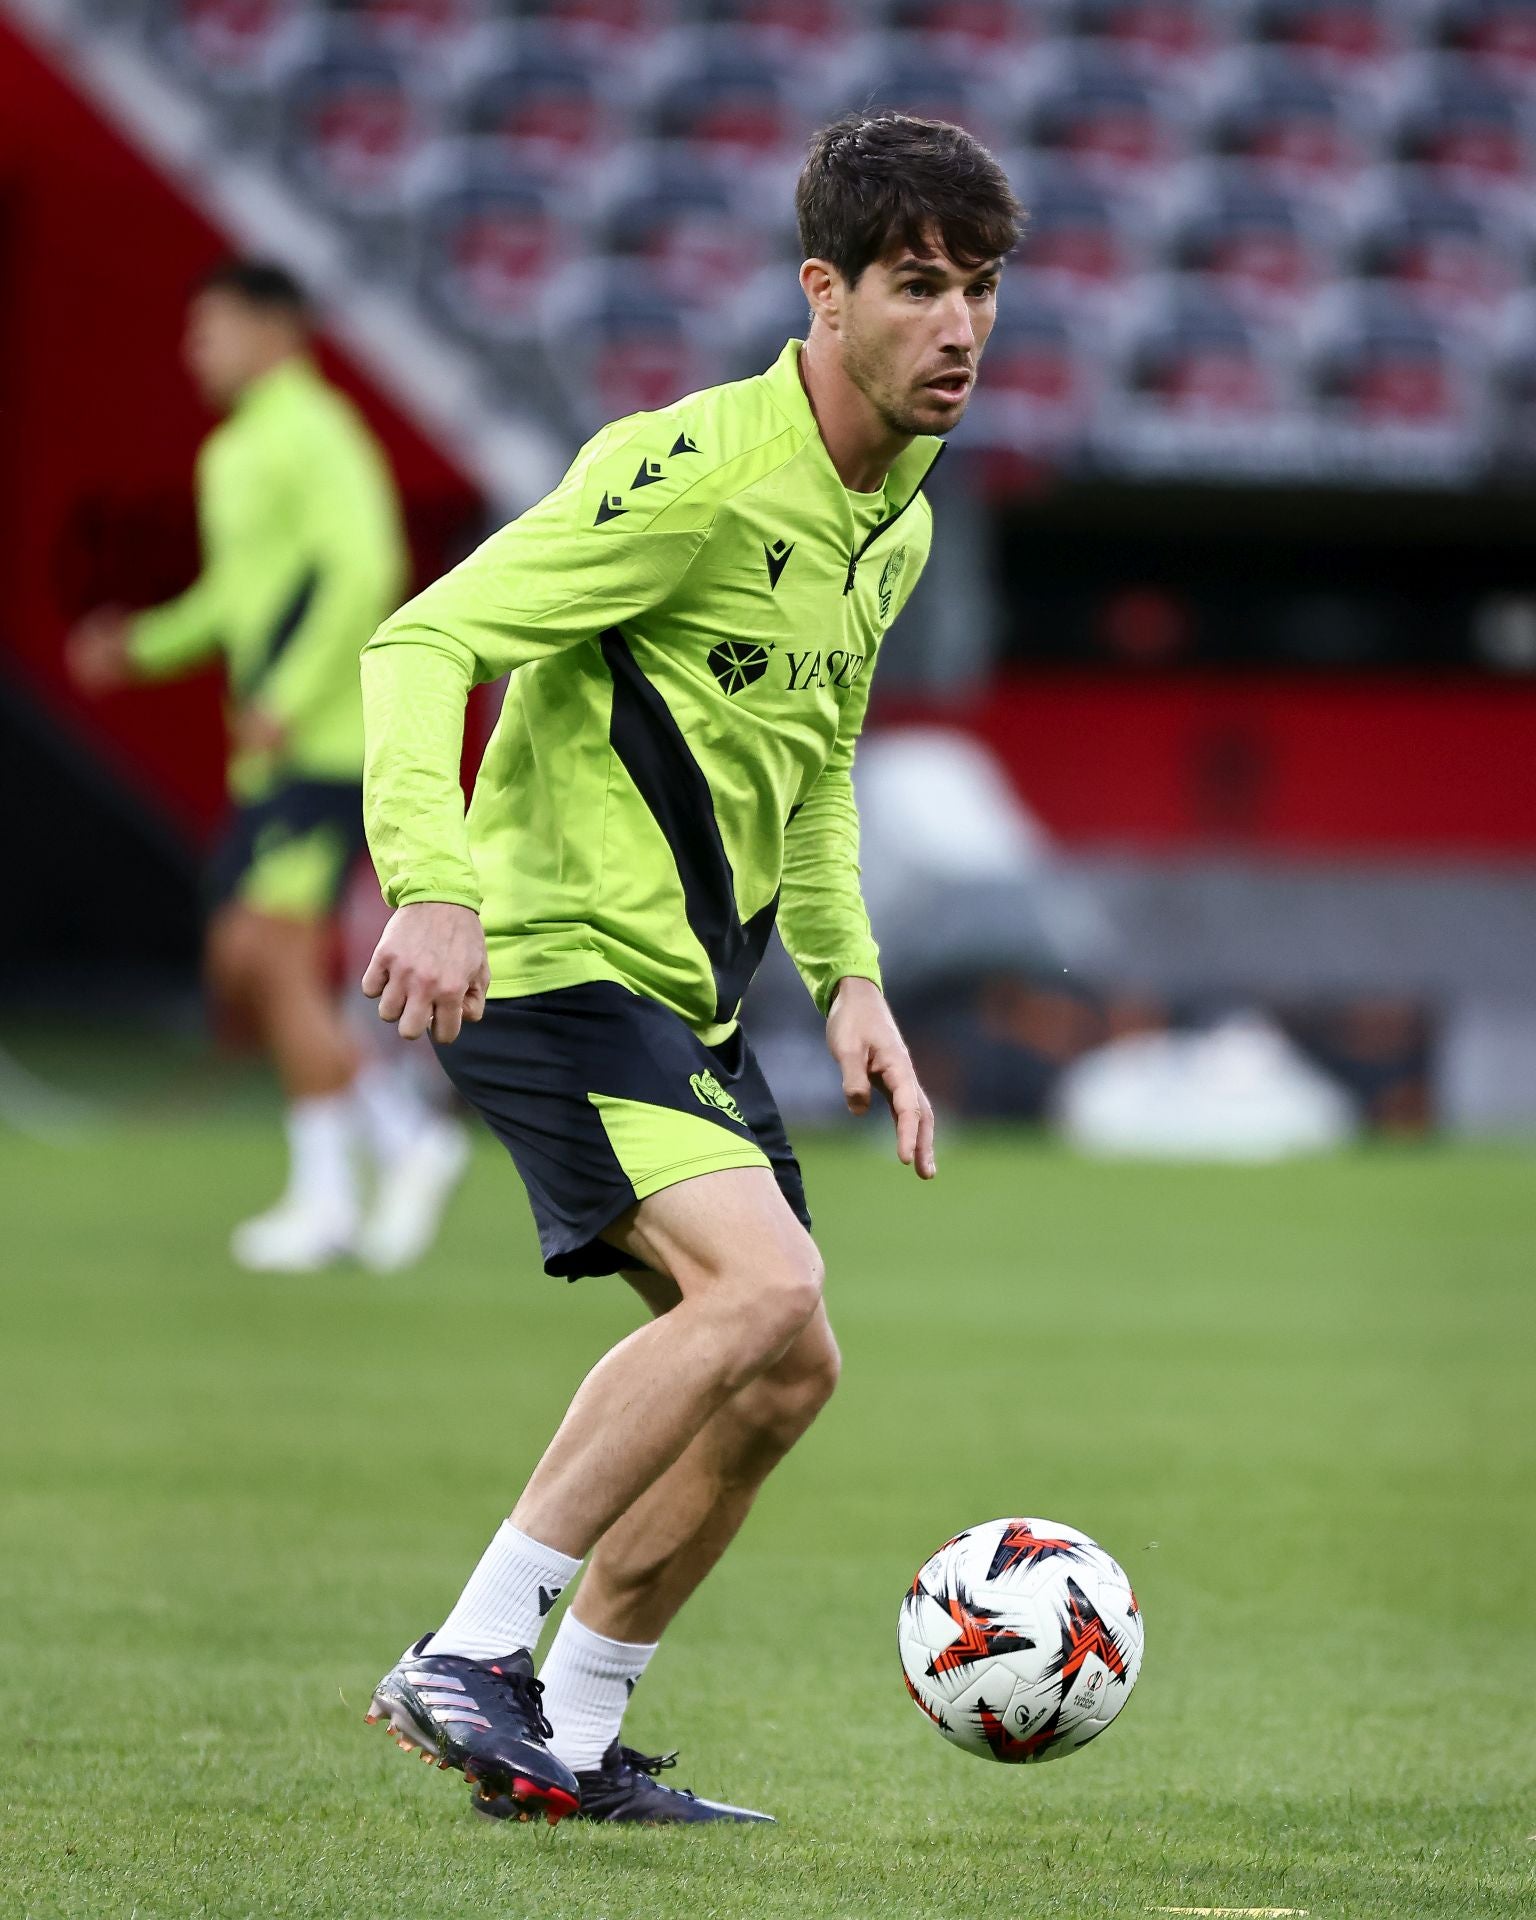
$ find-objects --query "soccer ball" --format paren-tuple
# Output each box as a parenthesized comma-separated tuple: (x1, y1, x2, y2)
(897, 1517, 1144, 1763)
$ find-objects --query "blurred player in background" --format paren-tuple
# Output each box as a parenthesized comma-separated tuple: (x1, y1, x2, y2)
(67, 260, 466, 1274)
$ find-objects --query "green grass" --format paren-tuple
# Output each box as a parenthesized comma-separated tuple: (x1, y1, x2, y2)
(2, 1057, 1533, 1917)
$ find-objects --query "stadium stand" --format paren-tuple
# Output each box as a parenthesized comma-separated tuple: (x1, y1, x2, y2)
(55, 0, 1536, 474)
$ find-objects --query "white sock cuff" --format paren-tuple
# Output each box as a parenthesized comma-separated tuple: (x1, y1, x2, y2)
(428, 1522, 583, 1664)
(558, 1613, 660, 1670)
(503, 1523, 583, 1583)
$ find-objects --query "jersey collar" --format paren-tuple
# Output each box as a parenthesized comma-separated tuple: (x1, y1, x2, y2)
(763, 339, 944, 520)
(234, 354, 320, 417)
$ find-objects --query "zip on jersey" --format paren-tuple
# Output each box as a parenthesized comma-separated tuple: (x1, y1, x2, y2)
(843, 444, 945, 595)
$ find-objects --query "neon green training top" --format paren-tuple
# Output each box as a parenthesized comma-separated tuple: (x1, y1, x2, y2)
(362, 340, 938, 1043)
(129, 357, 407, 802)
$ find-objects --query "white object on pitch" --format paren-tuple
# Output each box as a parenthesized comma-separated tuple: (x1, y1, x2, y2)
(229, 1197, 358, 1274)
(357, 1118, 470, 1273)
(1055, 1015, 1355, 1162)
(898, 1516, 1144, 1762)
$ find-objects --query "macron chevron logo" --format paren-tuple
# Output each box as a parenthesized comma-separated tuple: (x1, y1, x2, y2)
(764, 537, 794, 590)
(537, 1584, 563, 1617)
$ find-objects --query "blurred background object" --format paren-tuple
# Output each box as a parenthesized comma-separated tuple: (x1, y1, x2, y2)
(5, 0, 1536, 1153)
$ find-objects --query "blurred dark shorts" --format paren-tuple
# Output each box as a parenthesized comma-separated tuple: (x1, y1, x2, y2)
(207, 779, 366, 923)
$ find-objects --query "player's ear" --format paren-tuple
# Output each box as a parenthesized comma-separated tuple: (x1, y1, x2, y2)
(800, 258, 843, 332)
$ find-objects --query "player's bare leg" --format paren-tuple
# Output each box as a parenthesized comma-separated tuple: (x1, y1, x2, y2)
(206, 904, 357, 1098)
(568, 1278, 840, 1645)
(414, 1165, 818, 1823)
(507, 1167, 824, 1555)
(513, 1280, 837, 1817)
(207, 903, 362, 1270)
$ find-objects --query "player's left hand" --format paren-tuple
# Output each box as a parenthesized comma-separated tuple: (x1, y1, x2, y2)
(232, 704, 288, 757)
(64, 607, 134, 692)
(826, 976, 936, 1180)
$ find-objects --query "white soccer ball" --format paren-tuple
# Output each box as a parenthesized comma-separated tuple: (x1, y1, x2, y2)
(897, 1517, 1144, 1763)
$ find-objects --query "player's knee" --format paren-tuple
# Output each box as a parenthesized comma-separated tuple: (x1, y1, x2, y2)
(753, 1243, 825, 1353)
(207, 912, 262, 1002)
(709, 1243, 823, 1383)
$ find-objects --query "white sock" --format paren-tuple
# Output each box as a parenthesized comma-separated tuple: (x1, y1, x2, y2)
(284, 1092, 358, 1217)
(539, 1613, 659, 1773)
(429, 1522, 583, 1664)
(352, 1058, 435, 1168)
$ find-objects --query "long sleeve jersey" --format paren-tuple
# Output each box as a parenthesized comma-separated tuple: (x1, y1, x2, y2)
(129, 357, 407, 801)
(362, 339, 938, 1044)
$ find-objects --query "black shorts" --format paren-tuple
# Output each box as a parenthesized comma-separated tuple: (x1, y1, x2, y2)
(435, 981, 811, 1280)
(206, 779, 367, 922)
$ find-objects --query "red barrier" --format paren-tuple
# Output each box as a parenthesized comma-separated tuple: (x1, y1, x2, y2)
(0, 18, 481, 840)
(880, 673, 1536, 855)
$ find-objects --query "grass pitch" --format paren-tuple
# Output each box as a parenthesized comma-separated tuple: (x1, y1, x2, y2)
(2, 1040, 1533, 1918)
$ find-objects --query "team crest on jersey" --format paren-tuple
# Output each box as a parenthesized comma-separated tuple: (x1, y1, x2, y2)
(878, 546, 908, 621)
(690, 1071, 746, 1125)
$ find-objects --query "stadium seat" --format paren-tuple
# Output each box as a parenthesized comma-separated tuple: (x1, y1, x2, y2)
(280, 35, 435, 222)
(1246, 0, 1410, 76)
(854, 49, 1002, 146)
(503, 0, 682, 62)
(456, 35, 624, 179)
(696, 0, 860, 62)
(602, 169, 781, 312)
(1427, 1, 1536, 88)
(649, 46, 808, 166)
(959, 280, 1104, 453)
(415, 169, 580, 341)
(1391, 59, 1532, 192)
(1121, 282, 1287, 419)
(1309, 286, 1483, 434)
(1352, 180, 1523, 333)
(147, 0, 309, 118)
(1063, 0, 1229, 76)
(1167, 171, 1339, 319)
(881, 0, 1048, 73)
(319, 0, 488, 62)
(1021, 48, 1192, 189)
(1009, 159, 1149, 299)
(545, 270, 724, 431)
(1205, 49, 1379, 191)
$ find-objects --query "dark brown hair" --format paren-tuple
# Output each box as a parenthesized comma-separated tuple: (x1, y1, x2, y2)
(795, 112, 1024, 287)
(196, 259, 309, 317)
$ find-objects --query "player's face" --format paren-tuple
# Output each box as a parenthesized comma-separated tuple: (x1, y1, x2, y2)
(839, 241, 1000, 439)
(182, 291, 276, 409)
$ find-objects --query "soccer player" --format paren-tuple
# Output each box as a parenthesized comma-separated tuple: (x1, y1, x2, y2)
(360, 114, 1021, 1823)
(66, 261, 467, 1274)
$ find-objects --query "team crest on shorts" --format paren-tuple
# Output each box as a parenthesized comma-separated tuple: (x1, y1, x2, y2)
(690, 1070, 746, 1125)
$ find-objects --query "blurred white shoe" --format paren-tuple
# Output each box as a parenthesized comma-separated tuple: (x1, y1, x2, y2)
(357, 1118, 470, 1272)
(229, 1197, 359, 1273)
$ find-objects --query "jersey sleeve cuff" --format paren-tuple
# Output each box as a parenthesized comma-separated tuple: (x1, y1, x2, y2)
(389, 884, 484, 912)
(818, 966, 883, 1016)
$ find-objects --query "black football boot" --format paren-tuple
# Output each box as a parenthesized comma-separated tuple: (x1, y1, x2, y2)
(367, 1633, 580, 1824)
(473, 1741, 775, 1825)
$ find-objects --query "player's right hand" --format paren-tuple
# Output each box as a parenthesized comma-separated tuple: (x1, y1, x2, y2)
(362, 902, 490, 1044)
(65, 608, 134, 693)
